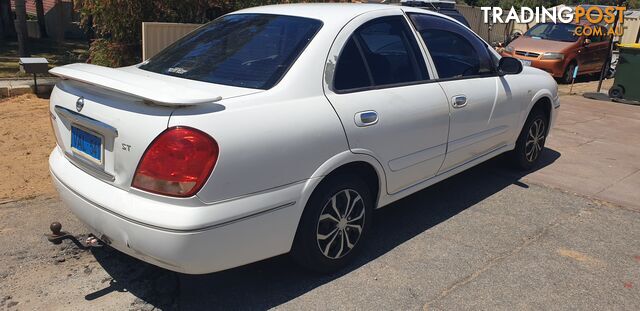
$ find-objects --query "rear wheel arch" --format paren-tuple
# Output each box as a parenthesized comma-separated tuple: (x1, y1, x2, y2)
(322, 161, 380, 206)
(291, 160, 381, 272)
(305, 158, 383, 209)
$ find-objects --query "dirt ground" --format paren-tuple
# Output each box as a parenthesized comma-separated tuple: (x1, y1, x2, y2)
(0, 95, 56, 202)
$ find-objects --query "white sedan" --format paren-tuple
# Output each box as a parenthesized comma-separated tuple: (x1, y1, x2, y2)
(48, 3, 559, 274)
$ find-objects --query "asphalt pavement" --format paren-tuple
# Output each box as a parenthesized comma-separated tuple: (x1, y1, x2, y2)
(175, 158, 640, 310)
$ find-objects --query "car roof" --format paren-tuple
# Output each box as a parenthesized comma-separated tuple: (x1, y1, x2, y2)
(234, 3, 446, 24)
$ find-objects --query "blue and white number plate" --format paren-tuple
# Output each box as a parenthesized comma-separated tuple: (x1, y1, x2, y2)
(71, 126, 103, 164)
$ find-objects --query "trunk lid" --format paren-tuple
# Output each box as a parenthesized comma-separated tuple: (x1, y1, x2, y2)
(49, 63, 260, 192)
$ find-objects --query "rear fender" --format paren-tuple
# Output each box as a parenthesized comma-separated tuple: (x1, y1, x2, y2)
(302, 150, 387, 209)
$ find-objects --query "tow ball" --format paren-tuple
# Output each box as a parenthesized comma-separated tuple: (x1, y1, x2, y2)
(45, 222, 104, 249)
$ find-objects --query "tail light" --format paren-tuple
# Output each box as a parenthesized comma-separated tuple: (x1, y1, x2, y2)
(132, 126, 219, 197)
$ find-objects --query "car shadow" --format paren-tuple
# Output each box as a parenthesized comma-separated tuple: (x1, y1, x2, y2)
(88, 148, 561, 310)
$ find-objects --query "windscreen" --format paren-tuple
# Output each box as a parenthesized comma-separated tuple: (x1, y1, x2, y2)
(139, 14, 322, 89)
(524, 23, 578, 42)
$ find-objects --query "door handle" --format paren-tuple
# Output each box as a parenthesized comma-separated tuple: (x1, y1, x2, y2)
(354, 111, 378, 127)
(452, 95, 467, 108)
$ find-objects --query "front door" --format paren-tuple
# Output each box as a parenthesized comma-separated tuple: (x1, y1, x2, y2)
(408, 13, 515, 172)
(324, 11, 450, 194)
(579, 27, 611, 73)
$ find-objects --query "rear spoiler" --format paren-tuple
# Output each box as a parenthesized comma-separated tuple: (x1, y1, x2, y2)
(49, 63, 222, 106)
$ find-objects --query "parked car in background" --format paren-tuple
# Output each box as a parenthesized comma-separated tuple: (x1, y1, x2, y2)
(48, 3, 559, 275)
(400, 0, 470, 27)
(500, 22, 610, 83)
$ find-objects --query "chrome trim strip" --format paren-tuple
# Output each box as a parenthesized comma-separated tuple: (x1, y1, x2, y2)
(54, 105, 118, 138)
(52, 171, 296, 233)
(63, 151, 115, 182)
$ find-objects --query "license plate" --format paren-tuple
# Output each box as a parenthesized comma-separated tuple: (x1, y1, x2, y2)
(71, 126, 103, 164)
(520, 60, 532, 66)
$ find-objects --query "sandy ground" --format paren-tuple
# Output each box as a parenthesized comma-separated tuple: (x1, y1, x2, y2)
(0, 95, 56, 202)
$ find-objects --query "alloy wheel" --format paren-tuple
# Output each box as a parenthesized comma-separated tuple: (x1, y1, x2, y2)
(525, 118, 546, 162)
(316, 189, 366, 259)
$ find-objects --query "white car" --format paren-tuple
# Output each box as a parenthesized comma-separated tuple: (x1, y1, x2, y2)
(48, 3, 559, 274)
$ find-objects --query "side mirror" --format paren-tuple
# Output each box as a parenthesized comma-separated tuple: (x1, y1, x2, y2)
(498, 57, 523, 75)
(583, 38, 592, 46)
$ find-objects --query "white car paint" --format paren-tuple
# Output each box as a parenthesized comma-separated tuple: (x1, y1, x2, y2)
(48, 3, 559, 274)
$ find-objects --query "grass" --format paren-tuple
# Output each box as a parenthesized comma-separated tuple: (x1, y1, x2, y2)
(0, 38, 89, 78)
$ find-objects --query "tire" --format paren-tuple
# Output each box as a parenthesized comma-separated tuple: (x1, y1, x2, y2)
(291, 174, 373, 274)
(560, 62, 576, 84)
(511, 108, 548, 171)
(609, 85, 624, 99)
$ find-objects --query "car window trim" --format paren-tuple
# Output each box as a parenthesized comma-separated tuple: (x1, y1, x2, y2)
(406, 12, 500, 80)
(400, 25, 428, 81)
(332, 15, 432, 94)
(334, 78, 438, 94)
(333, 70, 499, 94)
(353, 35, 376, 87)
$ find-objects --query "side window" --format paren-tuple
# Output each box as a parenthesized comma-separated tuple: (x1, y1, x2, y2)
(334, 38, 372, 90)
(333, 16, 429, 92)
(408, 13, 494, 79)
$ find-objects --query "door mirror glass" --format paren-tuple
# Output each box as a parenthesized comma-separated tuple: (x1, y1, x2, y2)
(498, 57, 523, 75)
(584, 38, 592, 46)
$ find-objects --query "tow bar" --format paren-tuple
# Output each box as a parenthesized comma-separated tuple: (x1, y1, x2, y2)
(45, 222, 104, 249)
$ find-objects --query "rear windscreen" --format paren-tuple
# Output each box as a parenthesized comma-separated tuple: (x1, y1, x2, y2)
(139, 14, 322, 89)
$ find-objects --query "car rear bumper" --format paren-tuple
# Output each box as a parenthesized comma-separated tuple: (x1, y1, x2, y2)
(49, 147, 307, 274)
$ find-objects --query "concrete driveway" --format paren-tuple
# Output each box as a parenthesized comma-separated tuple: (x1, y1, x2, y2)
(526, 95, 640, 210)
(1, 94, 639, 310)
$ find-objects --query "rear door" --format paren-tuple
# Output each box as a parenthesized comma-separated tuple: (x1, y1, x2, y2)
(408, 13, 518, 172)
(324, 10, 450, 194)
